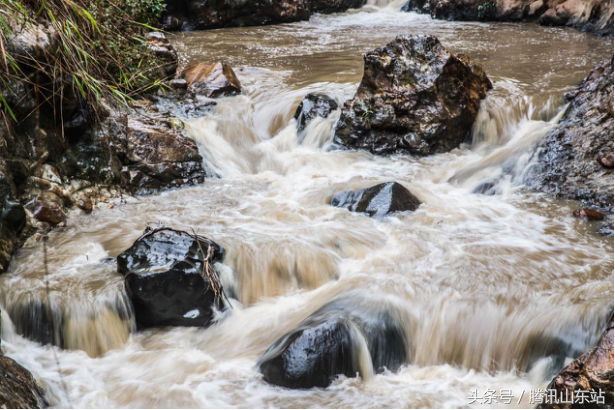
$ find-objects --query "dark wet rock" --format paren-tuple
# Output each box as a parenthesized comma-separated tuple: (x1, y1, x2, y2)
(334, 34, 492, 156)
(310, 0, 367, 13)
(402, 0, 613, 35)
(294, 93, 338, 133)
(118, 227, 226, 328)
(597, 222, 614, 237)
(1, 200, 26, 232)
(179, 62, 242, 98)
(538, 315, 614, 409)
(526, 59, 614, 213)
(117, 104, 208, 193)
(260, 317, 359, 388)
(0, 354, 48, 409)
(572, 209, 605, 221)
(259, 300, 408, 389)
(162, 0, 310, 31)
(330, 182, 421, 217)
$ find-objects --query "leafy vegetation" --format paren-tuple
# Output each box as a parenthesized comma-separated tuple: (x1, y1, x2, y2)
(0, 0, 168, 124)
(477, 0, 496, 21)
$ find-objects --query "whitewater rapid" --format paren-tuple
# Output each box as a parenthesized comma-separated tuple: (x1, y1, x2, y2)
(0, 2, 612, 408)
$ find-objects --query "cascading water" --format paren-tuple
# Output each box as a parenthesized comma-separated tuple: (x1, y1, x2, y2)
(0, 3, 612, 408)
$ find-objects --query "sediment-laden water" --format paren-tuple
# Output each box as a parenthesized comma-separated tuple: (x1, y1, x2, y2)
(0, 2, 612, 408)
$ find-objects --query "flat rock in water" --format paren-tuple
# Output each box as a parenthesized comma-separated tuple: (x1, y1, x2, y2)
(0, 355, 48, 409)
(573, 208, 605, 221)
(179, 62, 242, 98)
(334, 34, 492, 156)
(118, 227, 226, 328)
(330, 182, 421, 217)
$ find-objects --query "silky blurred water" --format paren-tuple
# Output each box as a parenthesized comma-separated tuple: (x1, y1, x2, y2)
(0, 2, 612, 408)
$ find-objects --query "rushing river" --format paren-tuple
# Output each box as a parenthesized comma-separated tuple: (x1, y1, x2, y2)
(0, 1, 613, 408)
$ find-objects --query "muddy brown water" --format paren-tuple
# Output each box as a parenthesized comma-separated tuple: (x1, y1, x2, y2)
(0, 2, 612, 408)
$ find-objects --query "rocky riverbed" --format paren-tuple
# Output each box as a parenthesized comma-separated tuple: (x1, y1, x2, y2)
(0, 0, 613, 408)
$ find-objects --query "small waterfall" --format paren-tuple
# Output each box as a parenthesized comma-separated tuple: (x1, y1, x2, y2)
(0, 240, 135, 357)
(1, 303, 17, 344)
(186, 87, 343, 178)
(451, 94, 566, 194)
(365, 0, 408, 9)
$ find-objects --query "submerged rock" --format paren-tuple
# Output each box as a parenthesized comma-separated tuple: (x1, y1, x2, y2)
(309, 0, 367, 13)
(330, 182, 421, 217)
(179, 62, 242, 98)
(334, 34, 492, 156)
(538, 315, 614, 409)
(259, 300, 408, 389)
(572, 209, 605, 221)
(162, 0, 310, 31)
(118, 227, 226, 328)
(294, 93, 338, 133)
(0, 354, 48, 409)
(526, 59, 614, 213)
(402, 0, 613, 35)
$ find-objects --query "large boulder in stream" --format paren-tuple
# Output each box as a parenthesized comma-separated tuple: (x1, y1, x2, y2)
(334, 34, 492, 156)
(330, 182, 421, 217)
(259, 298, 407, 389)
(162, 0, 311, 31)
(260, 317, 359, 388)
(179, 62, 242, 98)
(118, 227, 227, 328)
(0, 354, 48, 408)
(294, 93, 338, 133)
(526, 58, 614, 214)
(538, 315, 614, 409)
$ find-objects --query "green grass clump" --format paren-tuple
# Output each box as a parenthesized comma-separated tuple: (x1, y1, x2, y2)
(0, 0, 168, 124)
